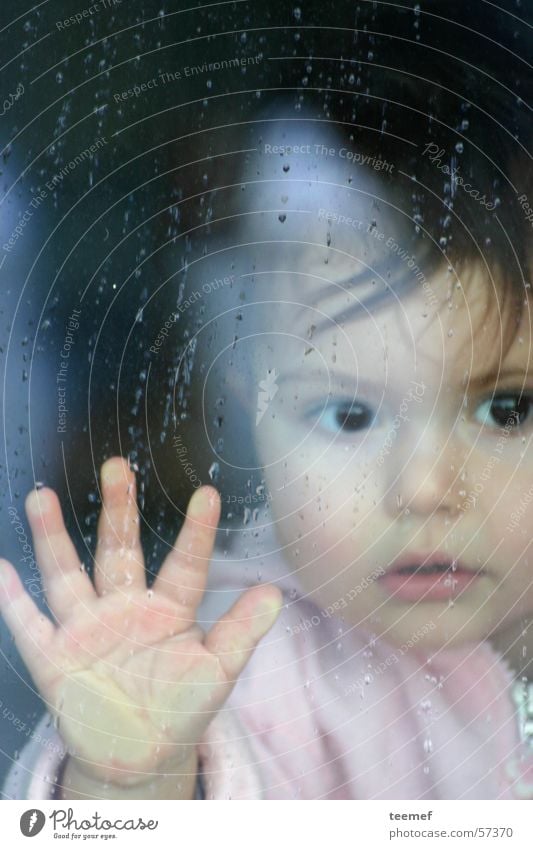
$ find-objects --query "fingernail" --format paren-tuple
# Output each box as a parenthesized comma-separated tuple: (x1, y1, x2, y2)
(102, 460, 126, 486)
(259, 594, 283, 618)
(188, 488, 207, 518)
(26, 488, 47, 515)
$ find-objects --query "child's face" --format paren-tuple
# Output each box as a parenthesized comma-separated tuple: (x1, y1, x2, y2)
(237, 132, 533, 649)
(255, 272, 532, 649)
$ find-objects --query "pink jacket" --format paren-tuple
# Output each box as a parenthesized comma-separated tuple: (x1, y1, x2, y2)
(4, 532, 533, 799)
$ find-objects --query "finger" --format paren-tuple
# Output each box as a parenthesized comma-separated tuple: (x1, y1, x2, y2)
(93, 457, 145, 595)
(0, 559, 56, 691)
(25, 487, 97, 621)
(204, 584, 283, 684)
(154, 486, 220, 619)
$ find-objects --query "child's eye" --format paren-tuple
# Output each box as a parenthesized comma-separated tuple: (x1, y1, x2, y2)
(318, 400, 376, 434)
(474, 393, 532, 430)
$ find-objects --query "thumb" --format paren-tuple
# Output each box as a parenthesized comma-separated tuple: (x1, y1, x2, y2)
(204, 584, 283, 684)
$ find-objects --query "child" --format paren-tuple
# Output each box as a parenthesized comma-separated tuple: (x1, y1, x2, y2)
(2, 12, 533, 798)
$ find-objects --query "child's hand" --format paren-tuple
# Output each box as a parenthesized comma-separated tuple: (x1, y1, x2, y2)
(0, 457, 282, 789)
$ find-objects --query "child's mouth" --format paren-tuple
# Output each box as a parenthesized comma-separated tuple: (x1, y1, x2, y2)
(396, 562, 451, 575)
(379, 554, 485, 602)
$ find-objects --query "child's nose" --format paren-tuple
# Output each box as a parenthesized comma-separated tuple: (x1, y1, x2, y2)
(382, 421, 465, 519)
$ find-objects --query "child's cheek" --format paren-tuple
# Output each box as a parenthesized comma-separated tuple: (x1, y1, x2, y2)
(481, 457, 533, 544)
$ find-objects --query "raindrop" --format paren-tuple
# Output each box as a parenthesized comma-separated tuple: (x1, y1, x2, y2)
(282, 163, 290, 173)
(208, 462, 220, 482)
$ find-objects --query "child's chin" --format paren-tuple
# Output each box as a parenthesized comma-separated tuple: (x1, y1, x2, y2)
(373, 618, 488, 653)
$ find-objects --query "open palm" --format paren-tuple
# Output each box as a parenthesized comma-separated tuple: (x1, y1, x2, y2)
(0, 457, 282, 788)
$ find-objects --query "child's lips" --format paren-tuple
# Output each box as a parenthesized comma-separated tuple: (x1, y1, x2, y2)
(378, 552, 487, 602)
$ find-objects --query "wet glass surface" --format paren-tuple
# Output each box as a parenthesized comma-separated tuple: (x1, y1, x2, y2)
(0, 0, 532, 800)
